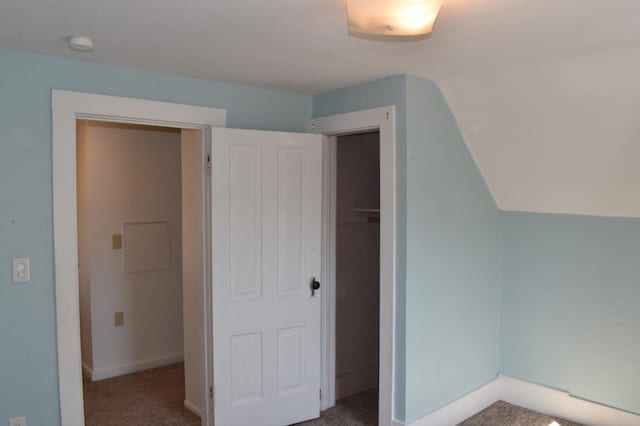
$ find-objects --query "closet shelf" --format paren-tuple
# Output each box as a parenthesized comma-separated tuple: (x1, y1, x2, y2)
(353, 207, 380, 217)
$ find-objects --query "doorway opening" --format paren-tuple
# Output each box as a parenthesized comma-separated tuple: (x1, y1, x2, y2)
(76, 120, 206, 425)
(53, 90, 223, 426)
(311, 106, 396, 425)
(333, 131, 381, 423)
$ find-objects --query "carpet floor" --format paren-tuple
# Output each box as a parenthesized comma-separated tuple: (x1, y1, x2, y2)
(83, 366, 582, 426)
(297, 388, 379, 425)
(459, 401, 583, 426)
(83, 362, 200, 426)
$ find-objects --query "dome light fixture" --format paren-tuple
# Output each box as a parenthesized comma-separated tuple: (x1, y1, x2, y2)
(346, 0, 444, 40)
(68, 35, 95, 52)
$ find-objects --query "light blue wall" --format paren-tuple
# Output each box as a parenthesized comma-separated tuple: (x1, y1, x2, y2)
(0, 48, 311, 425)
(315, 73, 640, 421)
(316, 73, 640, 421)
(313, 74, 409, 421)
(404, 76, 501, 422)
(500, 212, 640, 414)
(11, 47, 626, 425)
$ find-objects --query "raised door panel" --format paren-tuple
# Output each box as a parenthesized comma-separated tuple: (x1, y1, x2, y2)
(231, 332, 263, 405)
(277, 326, 307, 395)
(229, 145, 263, 302)
(277, 147, 306, 297)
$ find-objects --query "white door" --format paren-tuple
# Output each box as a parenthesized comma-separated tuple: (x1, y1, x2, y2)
(211, 128, 323, 426)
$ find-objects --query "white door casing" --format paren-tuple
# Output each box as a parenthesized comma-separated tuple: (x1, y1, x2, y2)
(310, 106, 397, 425)
(211, 128, 323, 426)
(52, 90, 224, 426)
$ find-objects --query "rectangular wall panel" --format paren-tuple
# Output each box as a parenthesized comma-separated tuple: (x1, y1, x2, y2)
(229, 145, 263, 301)
(277, 326, 306, 394)
(277, 148, 306, 297)
(123, 221, 171, 273)
(231, 332, 263, 405)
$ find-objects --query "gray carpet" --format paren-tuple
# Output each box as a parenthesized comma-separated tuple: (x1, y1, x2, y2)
(297, 388, 379, 425)
(459, 401, 583, 426)
(298, 394, 583, 426)
(83, 363, 200, 426)
(83, 367, 582, 426)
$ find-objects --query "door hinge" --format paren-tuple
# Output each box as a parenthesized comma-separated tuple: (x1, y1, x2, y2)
(319, 389, 322, 401)
(206, 154, 212, 176)
(210, 386, 214, 401)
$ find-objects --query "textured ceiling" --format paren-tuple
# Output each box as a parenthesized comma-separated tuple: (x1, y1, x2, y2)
(2, 0, 640, 215)
(2, 0, 638, 94)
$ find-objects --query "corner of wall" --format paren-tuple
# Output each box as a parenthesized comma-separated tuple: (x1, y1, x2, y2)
(403, 72, 502, 420)
(496, 212, 506, 374)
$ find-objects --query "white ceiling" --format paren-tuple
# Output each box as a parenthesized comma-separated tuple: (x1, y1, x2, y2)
(2, 0, 639, 94)
(2, 0, 640, 215)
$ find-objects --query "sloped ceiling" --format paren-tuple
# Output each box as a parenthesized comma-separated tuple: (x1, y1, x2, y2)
(2, 0, 640, 215)
(437, 47, 640, 217)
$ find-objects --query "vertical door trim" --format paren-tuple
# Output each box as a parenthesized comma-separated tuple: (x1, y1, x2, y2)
(51, 90, 225, 426)
(320, 136, 337, 410)
(309, 106, 397, 426)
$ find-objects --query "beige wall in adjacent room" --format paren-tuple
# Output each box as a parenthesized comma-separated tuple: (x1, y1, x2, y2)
(181, 128, 205, 414)
(77, 121, 93, 374)
(77, 121, 184, 379)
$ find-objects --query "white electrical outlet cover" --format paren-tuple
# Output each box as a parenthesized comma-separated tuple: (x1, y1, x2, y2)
(9, 416, 27, 426)
(12, 257, 30, 283)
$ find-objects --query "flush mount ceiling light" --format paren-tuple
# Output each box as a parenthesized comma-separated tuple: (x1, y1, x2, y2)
(346, 0, 444, 40)
(68, 35, 94, 52)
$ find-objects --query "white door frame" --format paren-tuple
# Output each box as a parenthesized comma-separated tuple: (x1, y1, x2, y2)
(51, 89, 226, 426)
(309, 106, 397, 426)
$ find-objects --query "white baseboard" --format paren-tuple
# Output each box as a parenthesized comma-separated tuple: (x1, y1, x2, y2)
(184, 399, 202, 418)
(498, 376, 640, 426)
(90, 352, 184, 381)
(336, 364, 378, 400)
(408, 377, 503, 426)
(81, 362, 93, 379)
(402, 375, 640, 426)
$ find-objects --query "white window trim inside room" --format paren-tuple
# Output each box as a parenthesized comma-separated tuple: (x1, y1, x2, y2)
(309, 106, 397, 426)
(51, 89, 225, 426)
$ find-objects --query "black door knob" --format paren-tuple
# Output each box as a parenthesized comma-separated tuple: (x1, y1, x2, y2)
(310, 277, 321, 297)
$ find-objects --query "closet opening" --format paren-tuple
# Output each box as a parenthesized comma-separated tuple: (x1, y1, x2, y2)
(333, 131, 381, 424)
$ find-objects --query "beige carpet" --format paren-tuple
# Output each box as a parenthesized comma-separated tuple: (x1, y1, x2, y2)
(297, 388, 379, 425)
(459, 401, 583, 426)
(83, 366, 582, 426)
(83, 362, 200, 426)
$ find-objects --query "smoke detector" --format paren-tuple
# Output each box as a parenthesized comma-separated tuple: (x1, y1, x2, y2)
(68, 36, 94, 52)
